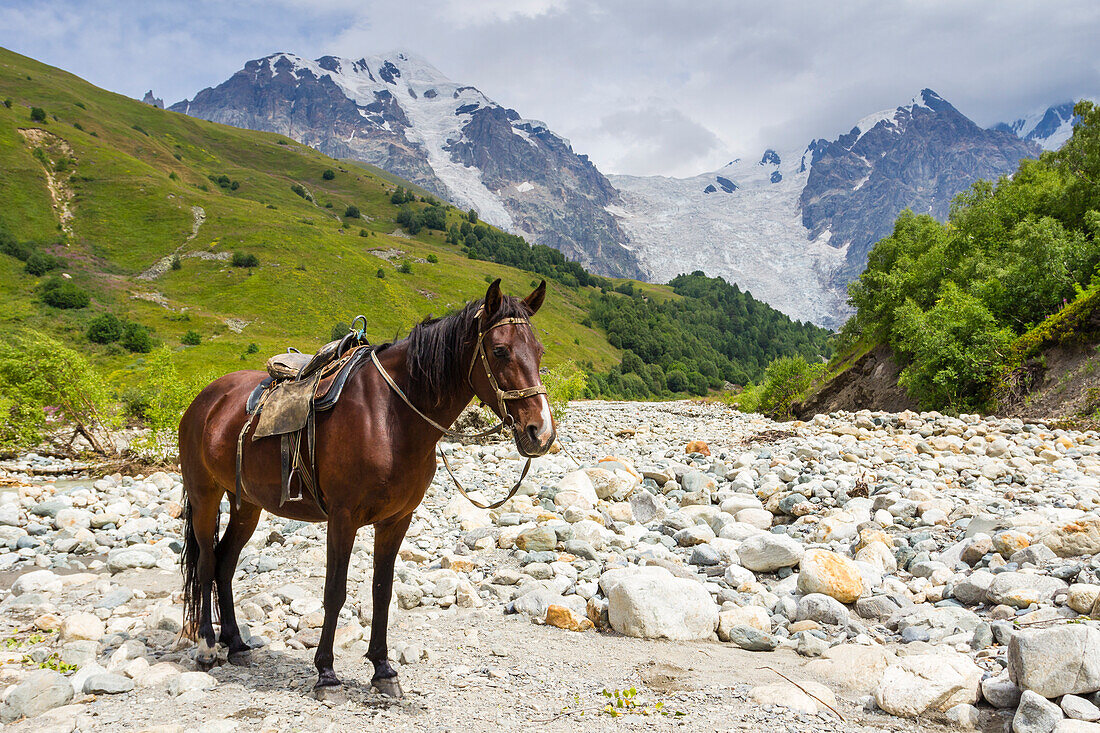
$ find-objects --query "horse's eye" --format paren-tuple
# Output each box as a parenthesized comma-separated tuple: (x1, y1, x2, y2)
(492, 346, 510, 360)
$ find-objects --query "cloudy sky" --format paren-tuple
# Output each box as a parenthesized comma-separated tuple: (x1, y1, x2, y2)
(1, 0, 1097, 176)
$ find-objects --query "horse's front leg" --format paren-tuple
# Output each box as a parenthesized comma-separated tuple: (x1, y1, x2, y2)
(368, 514, 413, 698)
(314, 512, 357, 690)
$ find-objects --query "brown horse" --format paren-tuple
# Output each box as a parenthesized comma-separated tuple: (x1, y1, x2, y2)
(177, 279, 554, 697)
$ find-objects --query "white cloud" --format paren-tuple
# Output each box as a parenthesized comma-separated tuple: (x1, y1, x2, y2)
(1, 0, 1097, 176)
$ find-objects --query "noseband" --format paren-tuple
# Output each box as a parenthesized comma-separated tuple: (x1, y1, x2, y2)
(370, 311, 548, 509)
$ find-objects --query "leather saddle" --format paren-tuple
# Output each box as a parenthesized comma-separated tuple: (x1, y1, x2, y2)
(237, 330, 375, 514)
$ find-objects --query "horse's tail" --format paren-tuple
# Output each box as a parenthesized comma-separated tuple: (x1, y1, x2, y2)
(179, 481, 218, 639)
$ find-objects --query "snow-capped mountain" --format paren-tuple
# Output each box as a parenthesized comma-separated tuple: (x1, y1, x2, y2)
(992, 101, 1080, 151)
(613, 90, 1038, 326)
(170, 52, 646, 279)
(174, 54, 1054, 328)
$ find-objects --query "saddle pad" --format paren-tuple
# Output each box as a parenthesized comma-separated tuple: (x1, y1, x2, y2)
(253, 373, 320, 440)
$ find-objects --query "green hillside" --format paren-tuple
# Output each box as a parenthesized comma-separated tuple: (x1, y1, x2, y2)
(0, 46, 619, 386)
(0, 45, 834, 420)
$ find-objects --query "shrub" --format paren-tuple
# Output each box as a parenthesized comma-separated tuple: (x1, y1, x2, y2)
(543, 361, 588, 421)
(168, 171, 178, 181)
(344, 205, 360, 219)
(230, 180, 239, 191)
(322, 169, 335, 180)
(73, 122, 84, 131)
(40, 278, 90, 309)
(397, 261, 412, 274)
(132, 347, 214, 457)
(24, 251, 63, 276)
(120, 322, 154, 353)
(376, 268, 385, 279)
(246, 342, 259, 354)
(2, 99, 11, 108)
(290, 183, 311, 200)
(330, 322, 350, 340)
(426, 254, 438, 263)
(468, 209, 478, 224)
(86, 313, 124, 344)
(170, 254, 182, 270)
(756, 355, 823, 419)
(359, 229, 369, 237)
(0, 231, 32, 261)
(181, 330, 201, 345)
(131, 124, 148, 136)
(30, 107, 46, 122)
(231, 251, 259, 268)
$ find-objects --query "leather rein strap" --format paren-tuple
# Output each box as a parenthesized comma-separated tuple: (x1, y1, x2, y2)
(370, 314, 547, 510)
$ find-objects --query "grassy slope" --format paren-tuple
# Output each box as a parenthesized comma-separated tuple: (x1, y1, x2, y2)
(0, 47, 623, 386)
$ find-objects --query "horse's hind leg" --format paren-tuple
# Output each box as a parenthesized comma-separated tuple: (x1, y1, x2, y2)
(215, 499, 261, 665)
(366, 514, 413, 698)
(180, 477, 222, 671)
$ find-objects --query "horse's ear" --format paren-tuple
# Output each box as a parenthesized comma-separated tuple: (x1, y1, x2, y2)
(523, 280, 546, 315)
(483, 278, 502, 318)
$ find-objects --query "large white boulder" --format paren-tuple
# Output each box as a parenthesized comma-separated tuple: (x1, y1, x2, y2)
(604, 567, 717, 641)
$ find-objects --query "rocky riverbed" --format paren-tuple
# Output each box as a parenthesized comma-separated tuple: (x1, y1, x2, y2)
(1, 400, 1100, 732)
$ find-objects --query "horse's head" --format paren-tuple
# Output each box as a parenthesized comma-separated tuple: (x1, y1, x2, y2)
(469, 279, 556, 457)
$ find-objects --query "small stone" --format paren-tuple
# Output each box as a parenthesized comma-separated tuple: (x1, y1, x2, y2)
(1014, 689, 1064, 733)
(544, 604, 593, 632)
(874, 653, 982, 717)
(796, 593, 850, 626)
(0, 669, 74, 723)
(168, 671, 218, 696)
(83, 672, 135, 694)
(515, 526, 557, 552)
(946, 703, 981, 730)
(797, 549, 863, 603)
(750, 680, 836, 715)
(60, 612, 105, 642)
(993, 530, 1031, 558)
(717, 606, 771, 639)
(725, 625, 778, 651)
(981, 673, 1022, 709)
(685, 440, 710, 456)
(737, 533, 804, 572)
(1062, 695, 1100, 722)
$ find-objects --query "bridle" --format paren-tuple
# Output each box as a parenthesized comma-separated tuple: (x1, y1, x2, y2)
(370, 309, 549, 509)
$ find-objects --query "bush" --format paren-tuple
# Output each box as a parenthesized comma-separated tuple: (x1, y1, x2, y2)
(232, 251, 259, 268)
(181, 330, 201, 346)
(29, 107, 46, 122)
(132, 347, 214, 457)
(397, 262, 412, 274)
(331, 322, 350, 340)
(359, 229, 369, 237)
(120, 322, 154, 353)
(170, 254, 181, 270)
(344, 205, 360, 219)
(290, 183, 311, 200)
(322, 169, 335, 180)
(86, 313, 124, 344)
(543, 361, 587, 421)
(246, 342, 259, 354)
(468, 209, 478, 224)
(40, 278, 90, 309)
(756, 355, 823, 419)
(24, 251, 63, 275)
(427, 254, 438, 263)
(376, 268, 385, 279)
(2, 99, 11, 108)
(131, 124, 148, 135)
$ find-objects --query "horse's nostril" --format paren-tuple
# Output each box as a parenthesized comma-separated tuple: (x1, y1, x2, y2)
(526, 424, 538, 441)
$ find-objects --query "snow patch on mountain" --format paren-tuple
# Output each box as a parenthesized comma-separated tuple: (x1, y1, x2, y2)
(992, 101, 1085, 151)
(610, 149, 849, 327)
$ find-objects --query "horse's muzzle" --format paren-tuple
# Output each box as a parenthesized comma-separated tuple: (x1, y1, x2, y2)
(514, 423, 556, 457)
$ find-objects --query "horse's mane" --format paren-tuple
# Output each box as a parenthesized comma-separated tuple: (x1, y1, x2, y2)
(404, 295, 532, 405)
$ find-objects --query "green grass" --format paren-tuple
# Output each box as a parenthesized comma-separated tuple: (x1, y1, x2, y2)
(0, 46, 621, 388)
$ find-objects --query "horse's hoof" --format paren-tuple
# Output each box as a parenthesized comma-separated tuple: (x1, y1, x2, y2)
(372, 676, 403, 698)
(195, 655, 216, 672)
(228, 649, 252, 666)
(312, 682, 345, 703)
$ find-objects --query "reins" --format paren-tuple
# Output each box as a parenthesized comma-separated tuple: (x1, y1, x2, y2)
(371, 311, 547, 510)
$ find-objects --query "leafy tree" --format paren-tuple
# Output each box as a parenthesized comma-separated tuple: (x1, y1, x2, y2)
(322, 168, 336, 180)
(756, 356, 823, 419)
(344, 205, 360, 219)
(398, 261, 412, 274)
(29, 107, 46, 122)
(171, 254, 182, 270)
(467, 209, 478, 224)
(543, 361, 588, 420)
(0, 331, 116, 453)
(376, 267, 386, 279)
